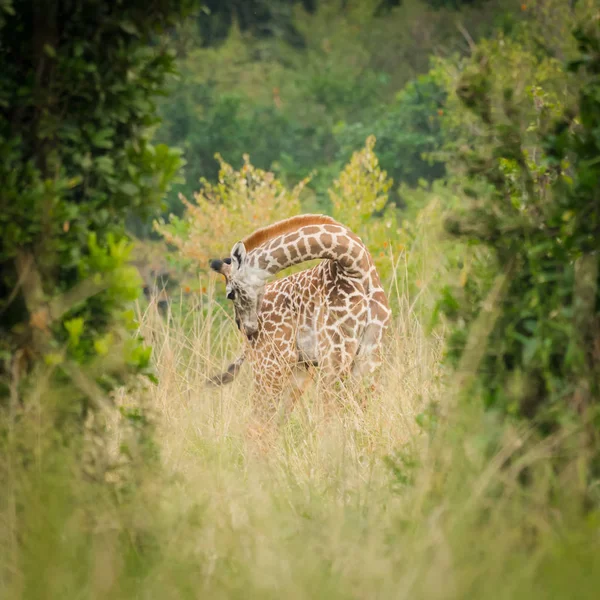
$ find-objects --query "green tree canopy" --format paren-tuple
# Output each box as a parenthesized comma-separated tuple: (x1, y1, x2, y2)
(0, 0, 190, 422)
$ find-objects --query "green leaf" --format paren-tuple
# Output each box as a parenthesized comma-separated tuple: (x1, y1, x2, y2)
(44, 352, 63, 366)
(120, 182, 138, 196)
(522, 338, 539, 366)
(119, 20, 139, 36)
(43, 44, 56, 58)
(64, 317, 84, 347)
(94, 333, 113, 356)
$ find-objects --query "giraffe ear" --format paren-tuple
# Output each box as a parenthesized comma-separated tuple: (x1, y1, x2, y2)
(230, 242, 246, 270)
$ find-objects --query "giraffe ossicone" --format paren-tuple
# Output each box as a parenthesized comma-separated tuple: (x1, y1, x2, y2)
(208, 214, 392, 416)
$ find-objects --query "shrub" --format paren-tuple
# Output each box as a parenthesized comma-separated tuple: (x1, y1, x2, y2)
(330, 135, 400, 282)
(155, 154, 309, 278)
(0, 0, 189, 449)
(157, 137, 403, 287)
(440, 14, 600, 430)
(334, 72, 447, 192)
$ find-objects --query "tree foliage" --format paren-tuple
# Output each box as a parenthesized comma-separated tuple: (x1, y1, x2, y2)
(157, 81, 327, 217)
(335, 72, 447, 196)
(194, 0, 317, 48)
(440, 12, 600, 429)
(156, 154, 308, 274)
(330, 135, 400, 281)
(156, 0, 518, 213)
(0, 1, 190, 431)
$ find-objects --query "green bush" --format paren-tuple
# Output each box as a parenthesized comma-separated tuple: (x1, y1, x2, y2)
(158, 84, 328, 216)
(0, 1, 189, 435)
(440, 14, 600, 430)
(156, 0, 520, 215)
(334, 71, 447, 195)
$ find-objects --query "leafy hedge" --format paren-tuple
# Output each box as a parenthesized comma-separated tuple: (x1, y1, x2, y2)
(0, 1, 190, 429)
(441, 15, 600, 430)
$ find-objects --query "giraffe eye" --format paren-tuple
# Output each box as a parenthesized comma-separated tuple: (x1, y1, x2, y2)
(227, 289, 236, 300)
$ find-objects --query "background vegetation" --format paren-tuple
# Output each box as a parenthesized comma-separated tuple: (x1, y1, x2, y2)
(1, 0, 599, 598)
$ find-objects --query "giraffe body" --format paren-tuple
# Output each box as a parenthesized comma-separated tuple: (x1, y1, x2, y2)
(209, 215, 391, 414)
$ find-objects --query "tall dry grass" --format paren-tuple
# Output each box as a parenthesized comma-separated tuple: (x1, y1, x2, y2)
(138, 247, 443, 457)
(2, 214, 599, 599)
(119, 259, 446, 599)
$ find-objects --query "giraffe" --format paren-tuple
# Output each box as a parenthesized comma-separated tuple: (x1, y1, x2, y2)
(208, 214, 391, 419)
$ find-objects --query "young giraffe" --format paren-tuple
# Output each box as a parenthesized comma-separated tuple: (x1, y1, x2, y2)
(209, 214, 391, 418)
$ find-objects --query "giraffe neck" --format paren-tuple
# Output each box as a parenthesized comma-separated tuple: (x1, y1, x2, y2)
(247, 223, 372, 280)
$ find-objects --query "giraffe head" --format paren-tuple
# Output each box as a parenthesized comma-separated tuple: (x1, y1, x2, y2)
(210, 242, 268, 337)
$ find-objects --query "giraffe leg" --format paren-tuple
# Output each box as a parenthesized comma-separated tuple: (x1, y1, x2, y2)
(350, 322, 386, 406)
(245, 366, 314, 450)
(276, 365, 314, 425)
(248, 360, 312, 436)
(350, 351, 382, 406)
(243, 363, 286, 448)
(251, 378, 284, 424)
(317, 342, 357, 417)
(352, 321, 384, 376)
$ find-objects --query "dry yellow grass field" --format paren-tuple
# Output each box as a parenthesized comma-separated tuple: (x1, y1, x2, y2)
(126, 271, 449, 599)
(2, 220, 598, 600)
(99, 252, 596, 599)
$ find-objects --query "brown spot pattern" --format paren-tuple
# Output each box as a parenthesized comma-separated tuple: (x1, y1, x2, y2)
(213, 215, 392, 418)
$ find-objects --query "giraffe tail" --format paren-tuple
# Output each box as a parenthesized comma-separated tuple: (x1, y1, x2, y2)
(206, 354, 246, 387)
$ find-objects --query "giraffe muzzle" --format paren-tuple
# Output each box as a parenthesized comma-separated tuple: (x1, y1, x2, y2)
(235, 316, 258, 338)
(242, 322, 259, 338)
(244, 326, 259, 338)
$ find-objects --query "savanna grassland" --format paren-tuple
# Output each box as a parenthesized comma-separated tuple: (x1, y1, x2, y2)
(4, 197, 599, 599)
(127, 226, 599, 600)
(2, 1, 600, 599)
